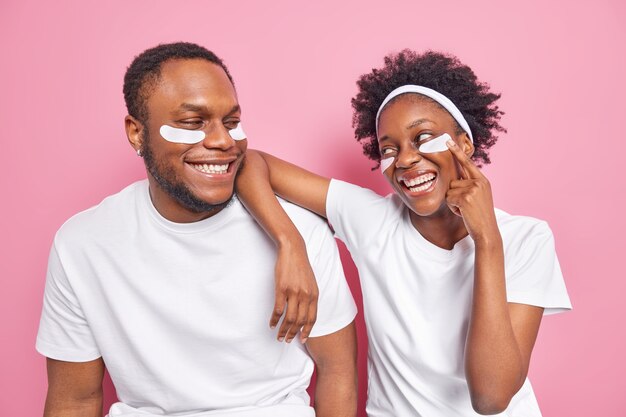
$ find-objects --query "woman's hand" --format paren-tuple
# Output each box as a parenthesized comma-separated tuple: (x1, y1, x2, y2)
(446, 140, 544, 414)
(445, 140, 500, 245)
(272, 240, 319, 343)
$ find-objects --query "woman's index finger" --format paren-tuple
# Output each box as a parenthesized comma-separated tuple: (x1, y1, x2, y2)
(446, 139, 483, 179)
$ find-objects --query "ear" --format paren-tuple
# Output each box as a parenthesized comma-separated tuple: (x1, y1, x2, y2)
(125, 115, 144, 152)
(460, 132, 474, 158)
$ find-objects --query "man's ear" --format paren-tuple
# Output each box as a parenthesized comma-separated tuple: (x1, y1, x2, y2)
(460, 132, 474, 158)
(125, 115, 144, 153)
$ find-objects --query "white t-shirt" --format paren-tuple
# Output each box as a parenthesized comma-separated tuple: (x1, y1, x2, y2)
(326, 179, 571, 417)
(37, 180, 357, 417)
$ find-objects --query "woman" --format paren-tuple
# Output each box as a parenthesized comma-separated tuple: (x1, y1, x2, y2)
(237, 50, 571, 416)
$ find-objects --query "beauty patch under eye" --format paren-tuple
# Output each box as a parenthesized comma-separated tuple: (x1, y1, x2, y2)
(380, 157, 394, 173)
(418, 133, 452, 154)
(159, 125, 206, 144)
(229, 123, 247, 141)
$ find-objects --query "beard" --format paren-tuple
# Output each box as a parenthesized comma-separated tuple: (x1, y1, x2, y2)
(140, 129, 235, 215)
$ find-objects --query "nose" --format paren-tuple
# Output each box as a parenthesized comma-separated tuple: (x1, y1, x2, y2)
(202, 124, 236, 151)
(395, 144, 422, 168)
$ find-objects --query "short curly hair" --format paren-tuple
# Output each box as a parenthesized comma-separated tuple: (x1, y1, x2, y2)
(351, 50, 505, 167)
(123, 42, 233, 123)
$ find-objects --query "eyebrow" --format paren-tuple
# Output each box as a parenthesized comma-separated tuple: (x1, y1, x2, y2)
(175, 103, 241, 115)
(378, 118, 433, 143)
(406, 118, 433, 130)
(178, 103, 205, 112)
(226, 104, 241, 116)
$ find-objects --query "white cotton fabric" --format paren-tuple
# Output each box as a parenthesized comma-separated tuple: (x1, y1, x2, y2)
(37, 180, 357, 417)
(326, 179, 571, 417)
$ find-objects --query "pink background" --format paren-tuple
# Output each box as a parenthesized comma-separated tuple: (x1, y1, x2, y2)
(1, 0, 624, 415)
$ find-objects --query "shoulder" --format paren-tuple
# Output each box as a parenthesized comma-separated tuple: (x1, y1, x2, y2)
(327, 179, 404, 219)
(325, 179, 404, 247)
(328, 179, 388, 204)
(278, 198, 329, 237)
(496, 208, 553, 241)
(278, 198, 339, 256)
(495, 208, 556, 257)
(496, 209, 571, 312)
(55, 181, 145, 248)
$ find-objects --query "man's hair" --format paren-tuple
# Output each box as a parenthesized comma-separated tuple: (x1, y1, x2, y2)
(123, 42, 234, 123)
(351, 50, 506, 167)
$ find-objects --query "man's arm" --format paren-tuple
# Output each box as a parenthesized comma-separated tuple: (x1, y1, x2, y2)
(306, 322, 358, 417)
(44, 357, 105, 417)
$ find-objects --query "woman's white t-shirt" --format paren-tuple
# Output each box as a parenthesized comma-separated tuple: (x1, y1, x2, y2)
(326, 179, 571, 417)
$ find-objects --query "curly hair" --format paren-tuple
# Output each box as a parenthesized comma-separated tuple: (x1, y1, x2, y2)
(351, 50, 505, 167)
(123, 42, 233, 123)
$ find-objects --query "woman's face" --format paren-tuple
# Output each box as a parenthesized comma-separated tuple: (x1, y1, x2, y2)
(377, 94, 474, 217)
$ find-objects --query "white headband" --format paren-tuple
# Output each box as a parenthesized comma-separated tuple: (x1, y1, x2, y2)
(375, 85, 473, 142)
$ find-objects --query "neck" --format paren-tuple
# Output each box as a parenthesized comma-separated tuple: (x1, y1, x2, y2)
(409, 206, 468, 250)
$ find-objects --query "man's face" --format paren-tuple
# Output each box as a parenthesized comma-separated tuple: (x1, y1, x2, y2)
(139, 59, 247, 223)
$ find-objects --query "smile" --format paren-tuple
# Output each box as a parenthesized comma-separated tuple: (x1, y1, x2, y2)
(190, 163, 230, 175)
(402, 172, 436, 193)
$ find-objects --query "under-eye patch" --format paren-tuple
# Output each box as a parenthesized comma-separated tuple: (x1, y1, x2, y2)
(159, 125, 206, 144)
(380, 157, 395, 173)
(418, 133, 451, 154)
(229, 123, 247, 141)
(380, 133, 451, 175)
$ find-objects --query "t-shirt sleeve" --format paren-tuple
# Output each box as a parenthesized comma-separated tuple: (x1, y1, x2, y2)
(36, 239, 101, 361)
(326, 179, 397, 251)
(304, 218, 357, 338)
(505, 221, 572, 315)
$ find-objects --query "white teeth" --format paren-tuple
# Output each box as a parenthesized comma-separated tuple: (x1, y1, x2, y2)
(402, 173, 436, 188)
(408, 182, 432, 193)
(192, 163, 229, 174)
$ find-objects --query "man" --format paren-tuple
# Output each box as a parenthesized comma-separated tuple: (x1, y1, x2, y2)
(37, 42, 358, 417)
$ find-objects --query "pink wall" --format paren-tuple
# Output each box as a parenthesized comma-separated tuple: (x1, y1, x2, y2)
(1, 0, 624, 415)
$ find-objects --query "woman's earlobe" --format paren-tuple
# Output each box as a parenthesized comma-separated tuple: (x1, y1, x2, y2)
(462, 133, 475, 157)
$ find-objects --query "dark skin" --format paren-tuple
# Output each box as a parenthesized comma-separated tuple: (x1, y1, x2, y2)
(44, 358, 104, 417)
(238, 94, 544, 415)
(377, 96, 482, 249)
(305, 323, 358, 417)
(43, 59, 352, 417)
(128, 59, 247, 223)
